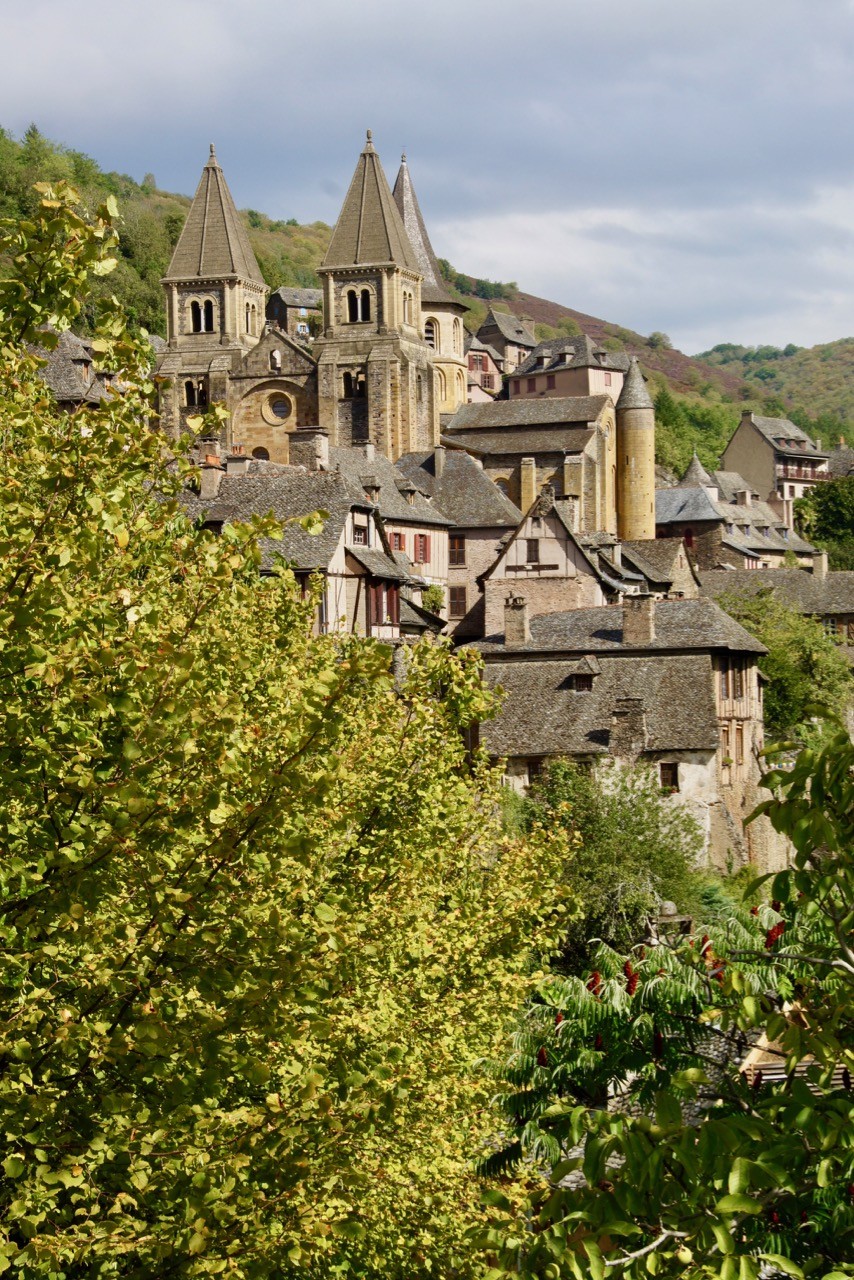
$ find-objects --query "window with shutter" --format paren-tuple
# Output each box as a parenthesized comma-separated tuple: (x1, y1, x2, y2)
(449, 586, 467, 617)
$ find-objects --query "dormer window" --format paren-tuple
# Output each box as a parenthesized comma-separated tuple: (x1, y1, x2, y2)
(352, 523, 368, 546)
(571, 673, 594, 692)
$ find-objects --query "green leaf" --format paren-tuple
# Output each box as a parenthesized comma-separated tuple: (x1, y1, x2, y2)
(716, 1194, 761, 1216)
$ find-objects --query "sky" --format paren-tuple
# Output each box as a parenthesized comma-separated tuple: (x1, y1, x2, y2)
(4, 0, 854, 354)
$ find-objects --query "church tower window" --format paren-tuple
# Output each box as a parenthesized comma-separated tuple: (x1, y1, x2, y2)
(184, 380, 197, 407)
(191, 300, 202, 333)
(424, 318, 437, 349)
(360, 289, 371, 322)
(343, 371, 354, 398)
(347, 290, 359, 322)
(204, 299, 215, 332)
(453, 318, 462, 354)
(270, 349, 281, 372)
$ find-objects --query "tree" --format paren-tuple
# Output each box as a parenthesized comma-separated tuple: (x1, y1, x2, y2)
(796, 477, 854, 572)
(717, 591, 852, 741)
(0, 185, 570, 1277)
(647, 331, 672, 351)
(478, 721, 854, 1279)
(522, 762, 703, 972)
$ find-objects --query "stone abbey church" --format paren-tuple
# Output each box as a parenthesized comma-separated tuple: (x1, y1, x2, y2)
(157, 131, 656, 543)
(157, 132, 469, 462)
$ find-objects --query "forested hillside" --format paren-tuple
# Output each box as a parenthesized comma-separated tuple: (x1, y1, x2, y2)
(2, 123, 851, 473)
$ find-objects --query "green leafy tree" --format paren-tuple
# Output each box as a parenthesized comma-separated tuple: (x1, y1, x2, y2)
(478, 721, 854, 1280)
(0, 185, 570, 1277)
(796, 477, 854, 571)
(523, 762, 702, 972)
(717, 591, 852, 740)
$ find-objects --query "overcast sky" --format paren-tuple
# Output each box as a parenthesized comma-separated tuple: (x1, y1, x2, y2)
(4, 0, 854, 354)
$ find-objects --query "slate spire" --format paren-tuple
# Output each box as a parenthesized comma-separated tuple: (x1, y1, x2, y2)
(163, 144, 264, 284)
(616, 356, 654, 411)
(322, 131, 420, 272)
(678, 451, 715, 489)
(391, 153, 453, 303)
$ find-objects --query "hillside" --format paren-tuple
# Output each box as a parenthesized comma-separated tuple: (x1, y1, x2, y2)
(2, 124, 852, 473)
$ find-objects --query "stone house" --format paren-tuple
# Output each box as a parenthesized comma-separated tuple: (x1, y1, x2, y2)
(32, 330, 117, 409)
(475, 308, 537, 373)
(655, 455, 817, 570)
(467, 595, 787, 872)
(465, 334, 504, 400)
(266, 287, 323, 343)
(721, 411, 830, 508)
(508, 334, 628, 402)
(396, 446, 522, 638)
(178, 454, 414, 641)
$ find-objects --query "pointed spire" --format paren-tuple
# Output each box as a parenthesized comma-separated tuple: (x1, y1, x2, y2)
(616, 356, 654, 411)
(322, 133, 420, 272)
(391, 154, 453, 304)
(678, 451, 715, 489)
(163, 146, 264, 284)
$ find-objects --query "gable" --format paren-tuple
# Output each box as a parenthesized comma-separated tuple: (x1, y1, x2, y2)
(239, 327, 317, 378)
(484, 504, 601, 582)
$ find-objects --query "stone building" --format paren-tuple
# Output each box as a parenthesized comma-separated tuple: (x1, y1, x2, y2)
(313, 132, 439, 459)
(476, 308, 537, 373)
(396, 446, 522, 637)
(465, 334, 503, 400)
(391, 154, 468, 416)
(266, 287, 322, 343)
(508, 334, 628, 402)
(721, 411, 830, 508)
(467, 595, 787, 872)
(656, 455, 817, 570)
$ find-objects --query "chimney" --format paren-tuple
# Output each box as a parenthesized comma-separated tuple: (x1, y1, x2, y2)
(815, 437, 822, 450)
(226, 453, 250, 477)
(622, 595, 655, 646)
(610, 697, 648, 760)
(199, 462, 224, 500)
(736, 489, 752, 507)
(813, 550, 828, 579)
(611, 541, 622, 568)
(434, 444, 445, 478)
(289, 427, 330, 472)
(741, 410, 754, 424)
(504, 594, 531, 645)
(364, 441, 375, 463)
(199, 435, 221, 459)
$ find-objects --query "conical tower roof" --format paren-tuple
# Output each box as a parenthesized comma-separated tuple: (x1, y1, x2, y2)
(392, 153, 453, 305)
(322, 131, 420, 273)
(678, 451, 715, 488)
(163, 145, 264, 284)
(616, 356, 654, 411)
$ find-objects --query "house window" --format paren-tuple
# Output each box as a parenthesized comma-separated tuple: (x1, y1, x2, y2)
(573, 673, 594, 692)
(526, 538, 540, 564)
(526, 377, 536, 392)
(449, 534, 466, 566)
(425, 319, 437, 349)
(733, 663, 744, 699)
(720, 724, 730, 759)
(735, 724, 744, 766)
(659, 762, 679, 792)
(352, 524, 368, 546)
(546, 374, 556, 390)
(604, 372, 612, 386)
(369, 582, 399, 629)
(449, 585, 467, 617)
(720, 665, 730, 700)
(391, 531, 405, 552)
(483, 374, 494, 389)
(513, 379, 520, 394)
(414, 533, 431, 563)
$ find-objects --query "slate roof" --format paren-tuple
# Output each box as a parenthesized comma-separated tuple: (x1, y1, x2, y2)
(616, 357, 654, 410)
(328, 446, 451, 526)
(742, 413, 828, 458)
(655, 487, 721, 524)
(446, 395, 609, 432)
(678, 453, 715, 488)
(465, 333, 504, 364)
(179, 464, 371, 571)
(164, 145, 264, 284)
(699, 569, 854, 617)
(270, 287, 322, 309)
(391, 156, 458, 306)
(442, 428, 595, 457)
(827, 441, 854, 479)
(396, 448, 523, 528)
(477, 653, 720, 757)
(322, 132, 420, 272)
(346, 546, 410, 582)
(656, 474, 816, 555)
(478, 308, 537, 348)
(513, 334, 629, 378)
(620, 538, 694, 587)
(474, 598, 765, 655)
(31, 330, 109, 405)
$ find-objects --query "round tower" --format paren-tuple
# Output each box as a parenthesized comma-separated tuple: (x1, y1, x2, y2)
(616, 357, 656, 540)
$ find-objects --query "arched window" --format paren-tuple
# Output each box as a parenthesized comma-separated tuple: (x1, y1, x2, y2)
(347, 290, 359, 322)
(495, 478, 511, 497)
(456, 369, 465, 398)
(191, 300, 202, 333)
(360, 289, 371, 322)
(343, 371, 354, 398)
(252, 447, 270, 460)
(197, 381, 208, 408)
(355, 376, 366, 398)
(245, 302, 251, 332)
(436, 368, 446, 399)
(204, 300, 214, 332)
(270, 349, 282, 372)
(184, 380, 197, 407)
(424, 318, 437, 349)
(453, 318, 462, 353)
(403, 292, 410, 325)
(250, 304, 257, 335)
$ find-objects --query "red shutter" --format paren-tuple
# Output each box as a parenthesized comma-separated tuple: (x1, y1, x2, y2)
(468, 355, 475, 371)
(424, 535, 431, 561)
(389, 585, 399, 625)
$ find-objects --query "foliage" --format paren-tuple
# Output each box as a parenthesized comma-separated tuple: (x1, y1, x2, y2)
(420, 583, 445, 614)
(796, 477, 854, 571)
(717, 591, 852, 741)
(522, 762, 702, 973)
(477, 721, 854, 1280)
(653, 386, 740, 475)
(647, 331, 672, 351)
(0, 186, 572, 1277)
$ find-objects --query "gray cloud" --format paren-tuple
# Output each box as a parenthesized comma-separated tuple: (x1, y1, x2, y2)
(3, 0, 854, 350)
